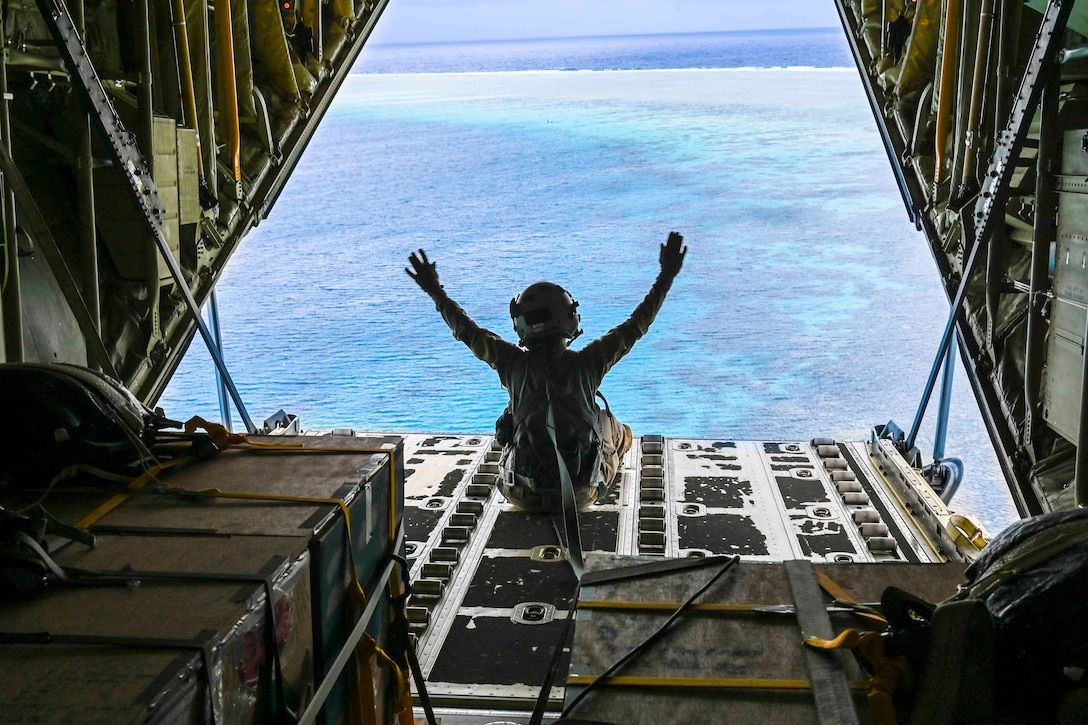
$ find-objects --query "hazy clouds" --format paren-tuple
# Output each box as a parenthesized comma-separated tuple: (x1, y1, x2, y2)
(370, 0, 841, 44)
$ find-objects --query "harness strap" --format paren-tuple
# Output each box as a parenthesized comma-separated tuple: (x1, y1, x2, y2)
(510, 358, 602, 483)
(544, 377, 584, 579)
(511, 380, 549, 433)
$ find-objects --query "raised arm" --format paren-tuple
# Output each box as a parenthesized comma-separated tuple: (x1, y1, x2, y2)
(407, 249, 520, 371)
(580, 232, 687, 381)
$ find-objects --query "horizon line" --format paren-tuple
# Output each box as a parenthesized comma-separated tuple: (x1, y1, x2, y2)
(370, 26, 841, 49)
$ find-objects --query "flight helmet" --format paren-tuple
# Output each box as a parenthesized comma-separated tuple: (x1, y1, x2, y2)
(510, 282, 582, 344)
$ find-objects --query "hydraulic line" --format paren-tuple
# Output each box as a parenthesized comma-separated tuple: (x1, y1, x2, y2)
(170, 0, 206, 182)
(73, 0, 100, 353)
(136, 0, 161, 344)
(0, 49, 22, 362)
(1025, 77, 1059, 446)
(958, 0, 996, 193)
(214, 0, 241, 191)
(934, 0, 963, 191)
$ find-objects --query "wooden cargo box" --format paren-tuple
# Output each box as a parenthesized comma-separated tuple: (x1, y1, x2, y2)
(565, 555, 966, 723)
(0, 434, 405, 725)
(0, 534, 312, 723)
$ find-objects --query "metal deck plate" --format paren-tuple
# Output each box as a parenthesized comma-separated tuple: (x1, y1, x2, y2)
(393, 433, 945, 715)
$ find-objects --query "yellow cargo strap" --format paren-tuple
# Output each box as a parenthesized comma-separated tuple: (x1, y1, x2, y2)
(804, 629, 906, 725)
(78, 416, 410, 724)
(947, 514, 987, 553)
(815, 569, 854, 602)
(74, 458, 185, 529)
(565, 674, 868, 690)
(816, 570, 887, 624)
(353, 633, 412, 725)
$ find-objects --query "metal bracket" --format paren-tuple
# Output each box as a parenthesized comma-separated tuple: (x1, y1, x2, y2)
(907, 0, 1073, 449)
(0, 144, 116, 377)
(35, 0, 256, 432)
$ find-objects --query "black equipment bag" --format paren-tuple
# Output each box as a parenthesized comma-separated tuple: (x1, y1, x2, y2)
(882, 508, 1088, 721)
(0, 363, 161, 488)
(960, 507, 1088, 697)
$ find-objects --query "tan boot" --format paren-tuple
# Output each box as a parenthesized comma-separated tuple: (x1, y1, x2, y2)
(618, 424, 633, 460)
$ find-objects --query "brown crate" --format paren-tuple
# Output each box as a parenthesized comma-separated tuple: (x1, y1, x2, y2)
(0, 434, 405, 725)
(567, 557, 966, 723)
(90, 435, 398, 538)
(0, 534, 314, 723)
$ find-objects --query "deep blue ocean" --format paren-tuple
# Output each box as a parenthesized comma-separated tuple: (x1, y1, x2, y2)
(160, 30, 1019, 530)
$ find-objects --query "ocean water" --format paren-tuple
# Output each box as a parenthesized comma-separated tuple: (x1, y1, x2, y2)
(160, 31, 1019, 531)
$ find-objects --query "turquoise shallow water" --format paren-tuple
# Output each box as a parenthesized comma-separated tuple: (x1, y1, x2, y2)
(160, 67, 1019, 532)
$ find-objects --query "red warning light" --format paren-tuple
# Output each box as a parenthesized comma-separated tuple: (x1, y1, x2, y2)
(282, 1, 291, 9)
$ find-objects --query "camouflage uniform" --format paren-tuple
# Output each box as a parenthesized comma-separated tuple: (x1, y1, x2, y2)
(425, 271, 676, 511)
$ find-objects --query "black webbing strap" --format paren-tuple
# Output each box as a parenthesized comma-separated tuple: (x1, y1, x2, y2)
(531, 378, 586, 721)
(784, 560, 860, 725)
(404, 631, 437, 724)
(529, 585, 580, 725)
(544, 378, 584, 579)
(387, 550, 438, 725)
(580, 554, 736, 587)
(531, 555, 738, 723)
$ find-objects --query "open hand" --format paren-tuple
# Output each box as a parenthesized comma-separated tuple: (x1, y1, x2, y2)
(406, 249, 442, 294)
(660, 231, 687, 277)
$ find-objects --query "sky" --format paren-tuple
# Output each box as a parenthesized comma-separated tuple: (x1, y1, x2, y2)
(368, 0, 841, 45)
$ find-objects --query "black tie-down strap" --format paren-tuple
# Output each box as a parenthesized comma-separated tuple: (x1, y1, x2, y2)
(530, 555, 743, 725)
(387, 552, 438, 725)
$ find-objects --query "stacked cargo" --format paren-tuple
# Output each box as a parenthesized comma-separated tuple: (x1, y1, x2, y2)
(0, 434, 405, 725)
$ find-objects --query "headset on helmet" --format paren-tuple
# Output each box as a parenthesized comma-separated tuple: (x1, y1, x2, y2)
(510, 282, 582, 344)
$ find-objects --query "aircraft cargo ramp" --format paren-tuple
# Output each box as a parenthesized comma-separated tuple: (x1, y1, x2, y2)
(391, 431, 982, 722)
(0, 427, 983, 723)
